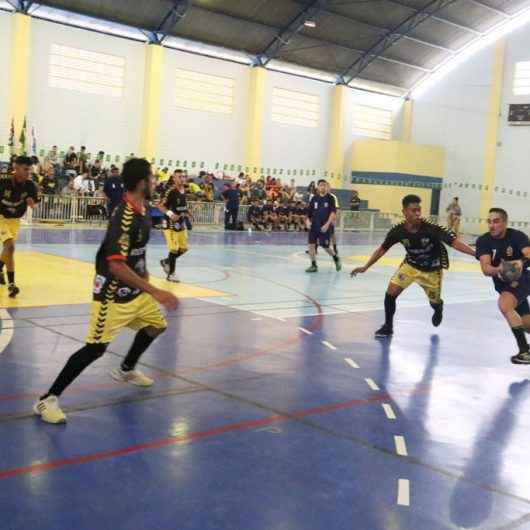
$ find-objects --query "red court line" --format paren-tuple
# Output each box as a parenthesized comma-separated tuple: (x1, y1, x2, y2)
(0, 391, 398, 480)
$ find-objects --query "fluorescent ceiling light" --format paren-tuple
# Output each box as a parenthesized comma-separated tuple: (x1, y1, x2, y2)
(266, 59, 336, 83)
(304, 20, 316, 28)
(411, 5, 530, 98)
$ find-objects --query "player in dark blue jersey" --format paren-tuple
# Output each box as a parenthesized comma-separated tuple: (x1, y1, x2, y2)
(305, 179, 341, 272)
(476, 208, 530, 364)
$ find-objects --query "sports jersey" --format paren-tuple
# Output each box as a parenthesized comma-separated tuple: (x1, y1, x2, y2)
(476, 229, 530, 292)
(93, 199, 151, 304)
(162, 188, 188, 232)
(382, 220, 456, 272)
(277, 205, 289, 216)
(248, 205, 263, 220)
(308, 193, 336, 230)
(0, 176, 39, 219)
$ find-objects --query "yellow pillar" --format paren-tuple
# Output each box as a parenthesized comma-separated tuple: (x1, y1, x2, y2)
(7, 13, 32, 146)
(480, 39, 506, 227)
(245, 67, 267, 174)
(401, 99, 413, 143)
(327, 85, 347, 188)
(139, 44, 164, 162)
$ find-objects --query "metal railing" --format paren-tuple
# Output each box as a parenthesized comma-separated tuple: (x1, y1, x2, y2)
(24, 197, 530, 237)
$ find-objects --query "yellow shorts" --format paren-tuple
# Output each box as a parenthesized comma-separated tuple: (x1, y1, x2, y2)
(86, 292, 167, 344)
(164, 229, 188, 253)
(0, 217, 20, 244)
(390, 262, 443, 303)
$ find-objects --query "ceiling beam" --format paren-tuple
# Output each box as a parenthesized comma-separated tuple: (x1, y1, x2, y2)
(338, 0, 458, 85)
(466, 0, 509, 17)
(384, 0, 482, 35)
(253, 0, 328, 67)
(146, 0, 191, 45)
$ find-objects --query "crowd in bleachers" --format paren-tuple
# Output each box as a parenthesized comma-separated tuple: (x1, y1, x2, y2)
(1, 147, 363, 229)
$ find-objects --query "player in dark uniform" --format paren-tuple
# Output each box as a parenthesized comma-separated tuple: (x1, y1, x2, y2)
(247, 199, 264, 230)
(159, 171, 190, 283)
(306, 179, 341, 273)
(34, 159, 179, 424)
(476, 208, 530, 364)
(351, 194, 475, 337)
(277, 203, 290, 231)
(0, 155, 39, 298)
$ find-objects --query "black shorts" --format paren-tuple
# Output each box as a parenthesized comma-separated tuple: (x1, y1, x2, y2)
(496, 273, 530, 315)
(308, 227, 332, 248)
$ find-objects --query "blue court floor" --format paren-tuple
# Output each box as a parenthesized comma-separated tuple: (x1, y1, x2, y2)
(1, 227, 530, 530)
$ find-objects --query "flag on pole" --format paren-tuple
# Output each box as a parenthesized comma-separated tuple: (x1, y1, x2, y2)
(8, 118, 15, 155)
(31, 126, 37, 156)
(19, 117, 27, 154)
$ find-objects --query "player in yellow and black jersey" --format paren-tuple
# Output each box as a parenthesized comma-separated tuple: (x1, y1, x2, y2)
(351, 194, 475, 337)
(158, 169, 190, 283)
(0, 156, 39, 298)
(34, 159, 179, 424)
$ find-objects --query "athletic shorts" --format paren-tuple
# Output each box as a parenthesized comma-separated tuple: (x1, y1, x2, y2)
(86, 292, 167, 344)
(496, 272, 530, 315)
(0, 217, 21, 244)
(163, 229, 188, 253)
(390, 262, 443, 304)
(308, 227, 332, 248)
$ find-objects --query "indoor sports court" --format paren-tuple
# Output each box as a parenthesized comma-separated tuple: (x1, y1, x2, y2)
(2, 1, 530, 530)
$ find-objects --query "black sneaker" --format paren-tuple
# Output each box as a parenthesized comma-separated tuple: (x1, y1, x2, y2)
(8, 284, 19, 298)
(511, 351, 530, 364)
(375, 324, 393, 338)
(160, 259, 170, 275)
(432, 301, 444, 327)
(0, 270, 5, 285)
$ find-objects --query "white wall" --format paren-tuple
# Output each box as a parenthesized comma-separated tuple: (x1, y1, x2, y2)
(158, 49, 249, 169)
(0, 11, 12, 147)
(28, 19, 145, 158)
(494, 25, 530, 220)
(412, 45, 495, 219)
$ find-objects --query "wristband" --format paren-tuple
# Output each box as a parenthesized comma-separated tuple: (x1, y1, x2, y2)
(166, 210, 175, 217)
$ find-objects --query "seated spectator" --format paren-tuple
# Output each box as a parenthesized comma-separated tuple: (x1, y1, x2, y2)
(61, 177, 76, 196)
(64, 146, 78, 177)
(251, 179, 267, 202)
(41, 172, 58, 195)
(277, 202, 290, 231)
(78, 146, 88, 174)
(74, 171, 95, 195)
(202, 174, 215, 202)
(350, 190, 361, 211)
(187, 177, 203, 200)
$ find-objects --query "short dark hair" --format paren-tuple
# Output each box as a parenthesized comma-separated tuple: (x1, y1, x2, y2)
(121, 158, 151, 191)
(317, 179, 327, 185)
(402, 194, 421, 208)
(15, 155, 32, 166)
(489, 207, 508, 221)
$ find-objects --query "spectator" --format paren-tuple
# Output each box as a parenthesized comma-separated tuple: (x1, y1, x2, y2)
(45, 145, 61, 179)
(251, 179, 267, 202)
(61, 176, 76, 196)
(187, 177, 203, 200)
(203, 174, 215, 202)
(74, 171, 94, 195)
(307, 181, 316, 198)
(350, 190, 361, 211)
(157, 167, 170, 186)
(221, 182, 241, 230)
(78, 146, 88, 174)
(247, 199, 264, 231)
(446, 197, 462, 235)
(64, 146, 78, 176)
(41, 171, 58, 195)
(103, 166, 124, 216)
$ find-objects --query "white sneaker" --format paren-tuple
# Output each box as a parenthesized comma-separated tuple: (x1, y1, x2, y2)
(110, 368, 154, 387)
(33, 395, 67, 424)
(166, 274, 180, 283)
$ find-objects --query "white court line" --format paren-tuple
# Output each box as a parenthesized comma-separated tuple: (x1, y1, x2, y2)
(365, 378, 380, 391)
(394, 435, 408, 456)
(382, 404, 396, 420)
(276, 317, 286, 322)
(322, 341, 337, 350)
(0, 309, 14, 355)
(397, 479, 410, 506)
(298, 327, 313, 335)
(344, 358, 359, 369)
(251, 318, 262, 321)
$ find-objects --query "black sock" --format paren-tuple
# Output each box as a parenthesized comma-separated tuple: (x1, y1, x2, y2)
(169, 252, 178, 274)
(7, 271, 14, 284)
(384, 293, 397, 328)
(430, 301, 443, 312)
(43, 343, 107, 398)
(0, 261, 4, 272)
(512, 326, 529, 352)
(121, 329, 156, 371)
(333, 244, 338, 255)
(311, 260, 317, 267)
(333, 254, 339, 262)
